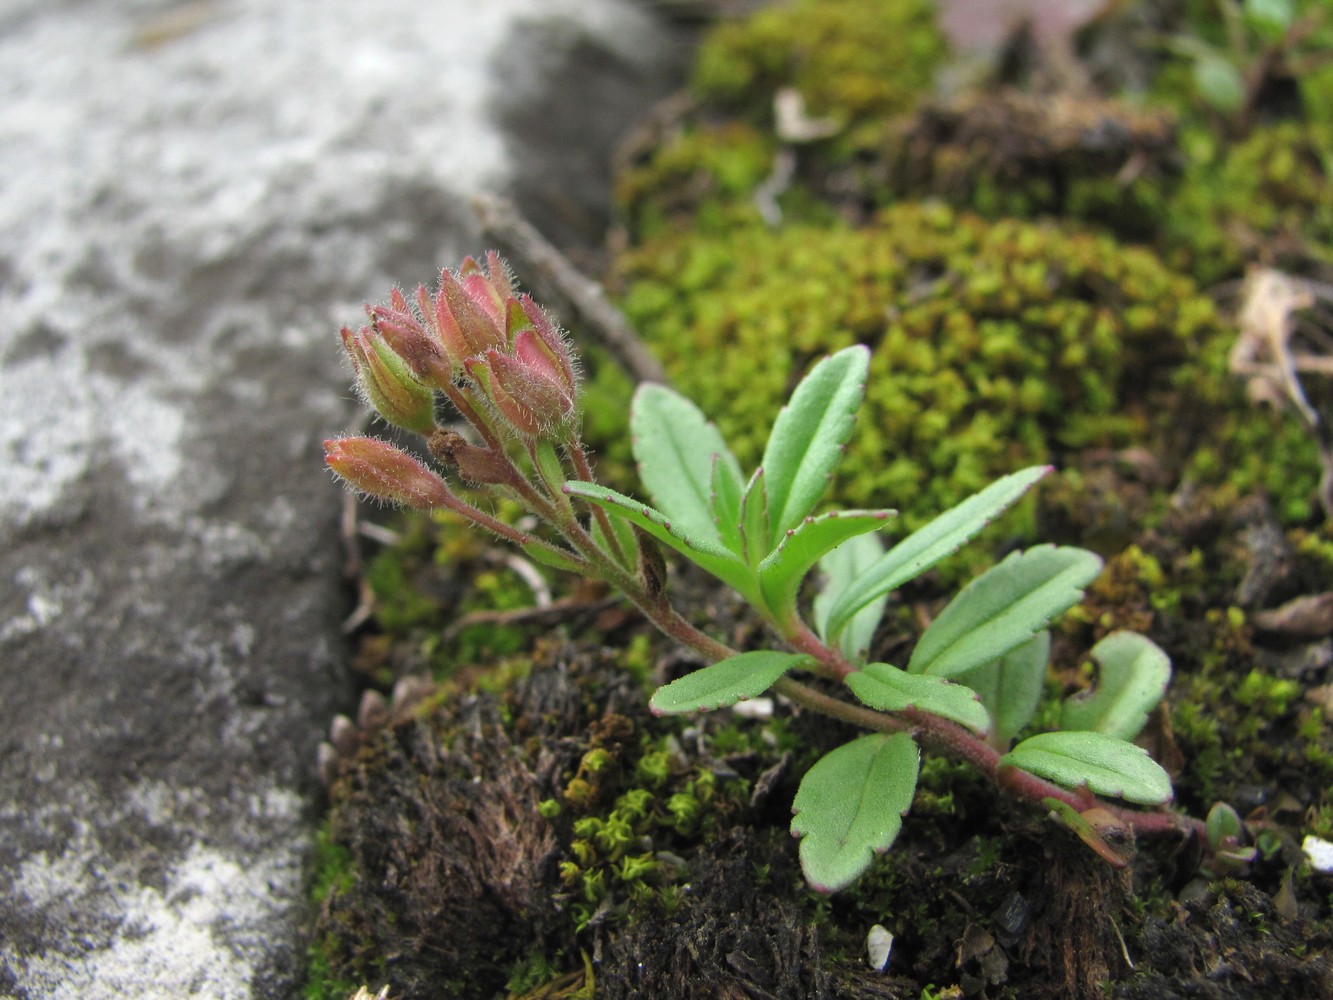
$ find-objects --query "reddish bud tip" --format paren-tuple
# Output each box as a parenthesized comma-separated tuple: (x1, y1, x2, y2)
(324, 437, 453, 509)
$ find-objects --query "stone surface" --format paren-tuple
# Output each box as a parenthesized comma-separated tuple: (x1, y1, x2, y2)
(0, 1, 685, 996)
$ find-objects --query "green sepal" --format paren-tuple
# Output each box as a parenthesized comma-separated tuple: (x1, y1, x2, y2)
(649, 651, 810, 715)
(1001, 731, 1173, 806)
(760, 346, 869, 548)
(520, 538, 587, 575)
(631, 382, 740, 549)
(1060, 631, 1171, 742)
(563, 481, 761, 604)
(823, 466, 1050, 642)
(792, 732, 920, 893)
(757, 510, 894, 625)
(845, 662, 991, 735)
(908, 545, 1103, 678)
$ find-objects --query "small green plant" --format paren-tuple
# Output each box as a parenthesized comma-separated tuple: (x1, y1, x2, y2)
(327, 256, 1208, 893)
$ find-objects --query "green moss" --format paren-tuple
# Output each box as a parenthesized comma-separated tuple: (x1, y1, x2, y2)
(1163, 121, 1333, 284)
(618, 203, 1221, 536)
(303, 822, 363, 1000)
(691, 0, 945, 143)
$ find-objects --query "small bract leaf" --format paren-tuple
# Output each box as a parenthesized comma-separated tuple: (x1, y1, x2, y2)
(1001, 731, 1173, 805)
(761, 346, 869, 547)
(824, 466, 1050, 641)
(909, 545, 1102, 678)
(954, 631, 1050, 746)
(520, 538, 586, 574)
(792, 732, 920, 893)
(758, 510, 894, 624)
(846, 663, 991, 735)
(813, 532, 887, 663)
(738, 467, 771, 566)
(564, 481, 761, 605)
(1060, 631, 1171, 742)
(631, 383, 741, 549)
(649, 651, 810, 715)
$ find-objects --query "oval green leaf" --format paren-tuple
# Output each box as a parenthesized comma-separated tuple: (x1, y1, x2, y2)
(792, 732, 920, 893)
(631, 383, 742, 550)
(909, 545, 1102, 678)
(846, 662, 991, 735)
(813, 532, 887, 663)
(954, 631, 1051, 746)
(649, 651, 811, 715)
(824, 466, 1050, 642)
(760, 346, 869, 547)
(1060, 631, 1171, 742)
(1001, 731, 1173, 805)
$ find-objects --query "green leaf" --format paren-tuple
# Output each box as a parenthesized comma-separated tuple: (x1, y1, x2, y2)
(846, 662, 991, 735)
(738, 467, 771, 566)
(631, 383, 741, 548)
(1001, 731, 1173, 805)
(757, 510, 894, 624)
(908, 545, 1103, 678)
(760, 346, 869, 547)
(520, 538, 586, 575)
(791, 732, 920, 893)
(1060, 631, 1171, 742)
(1193, 52, 1245, 111)
(649, 651, 810, 715)
(954, 631, 1050, 746)
(589, 503, 639, 570)
(813, 532, 887, 663)
(1244, 0, 1295, 36)
(564, 481, 761, 604)
(711, 452, 745, 555)
(823, 466, 1050, 642)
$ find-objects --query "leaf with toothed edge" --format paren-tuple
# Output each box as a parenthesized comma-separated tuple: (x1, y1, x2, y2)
(757, 509, 895, 622)
(564, 481, 761, 605)
(792, 732, 920, 893)
(760, 346, 870, 548)
(846, 662, 992, 735)
(631, 382, 742, 550)
(649, 651, 811, 715)
(823, 466, 1051, 643)
(908, 545, 1102, 679)
(1001, 731, 1173, 805)
(1060, 631, 1171, 742)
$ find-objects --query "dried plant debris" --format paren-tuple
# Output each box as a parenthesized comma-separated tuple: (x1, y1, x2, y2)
(1230, 267, 1333, 516)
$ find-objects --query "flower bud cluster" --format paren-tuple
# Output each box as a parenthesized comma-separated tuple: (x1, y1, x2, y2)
(328, 253, 583, 508)
(350, 252, 580, 441)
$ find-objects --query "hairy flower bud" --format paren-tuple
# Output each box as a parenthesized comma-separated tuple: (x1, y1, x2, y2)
(341, 325, 437, 434)
(324, 436, 453, 509)
(466, 348, 574, 439)
(367, 287, 455, 389)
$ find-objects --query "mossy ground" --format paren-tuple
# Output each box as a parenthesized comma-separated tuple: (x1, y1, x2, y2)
(309, 0, 1333, 996)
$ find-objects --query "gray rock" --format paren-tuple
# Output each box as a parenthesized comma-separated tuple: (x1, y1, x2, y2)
(0, 1, 685, 996)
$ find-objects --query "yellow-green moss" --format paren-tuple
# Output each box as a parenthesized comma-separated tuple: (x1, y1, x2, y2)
(617, 203, 1221, 535)
(1163, 121, 1333, 284)
(690, 0, 945, 142)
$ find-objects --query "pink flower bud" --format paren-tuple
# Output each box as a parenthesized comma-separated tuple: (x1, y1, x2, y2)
(438, 268, 506, 357)
(366, 287, 454, 388)
(324, 437, 454, 509)
(514, 297, 578, 397)
(340, 326, 437, 435)
(465, 349, 572, 438)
